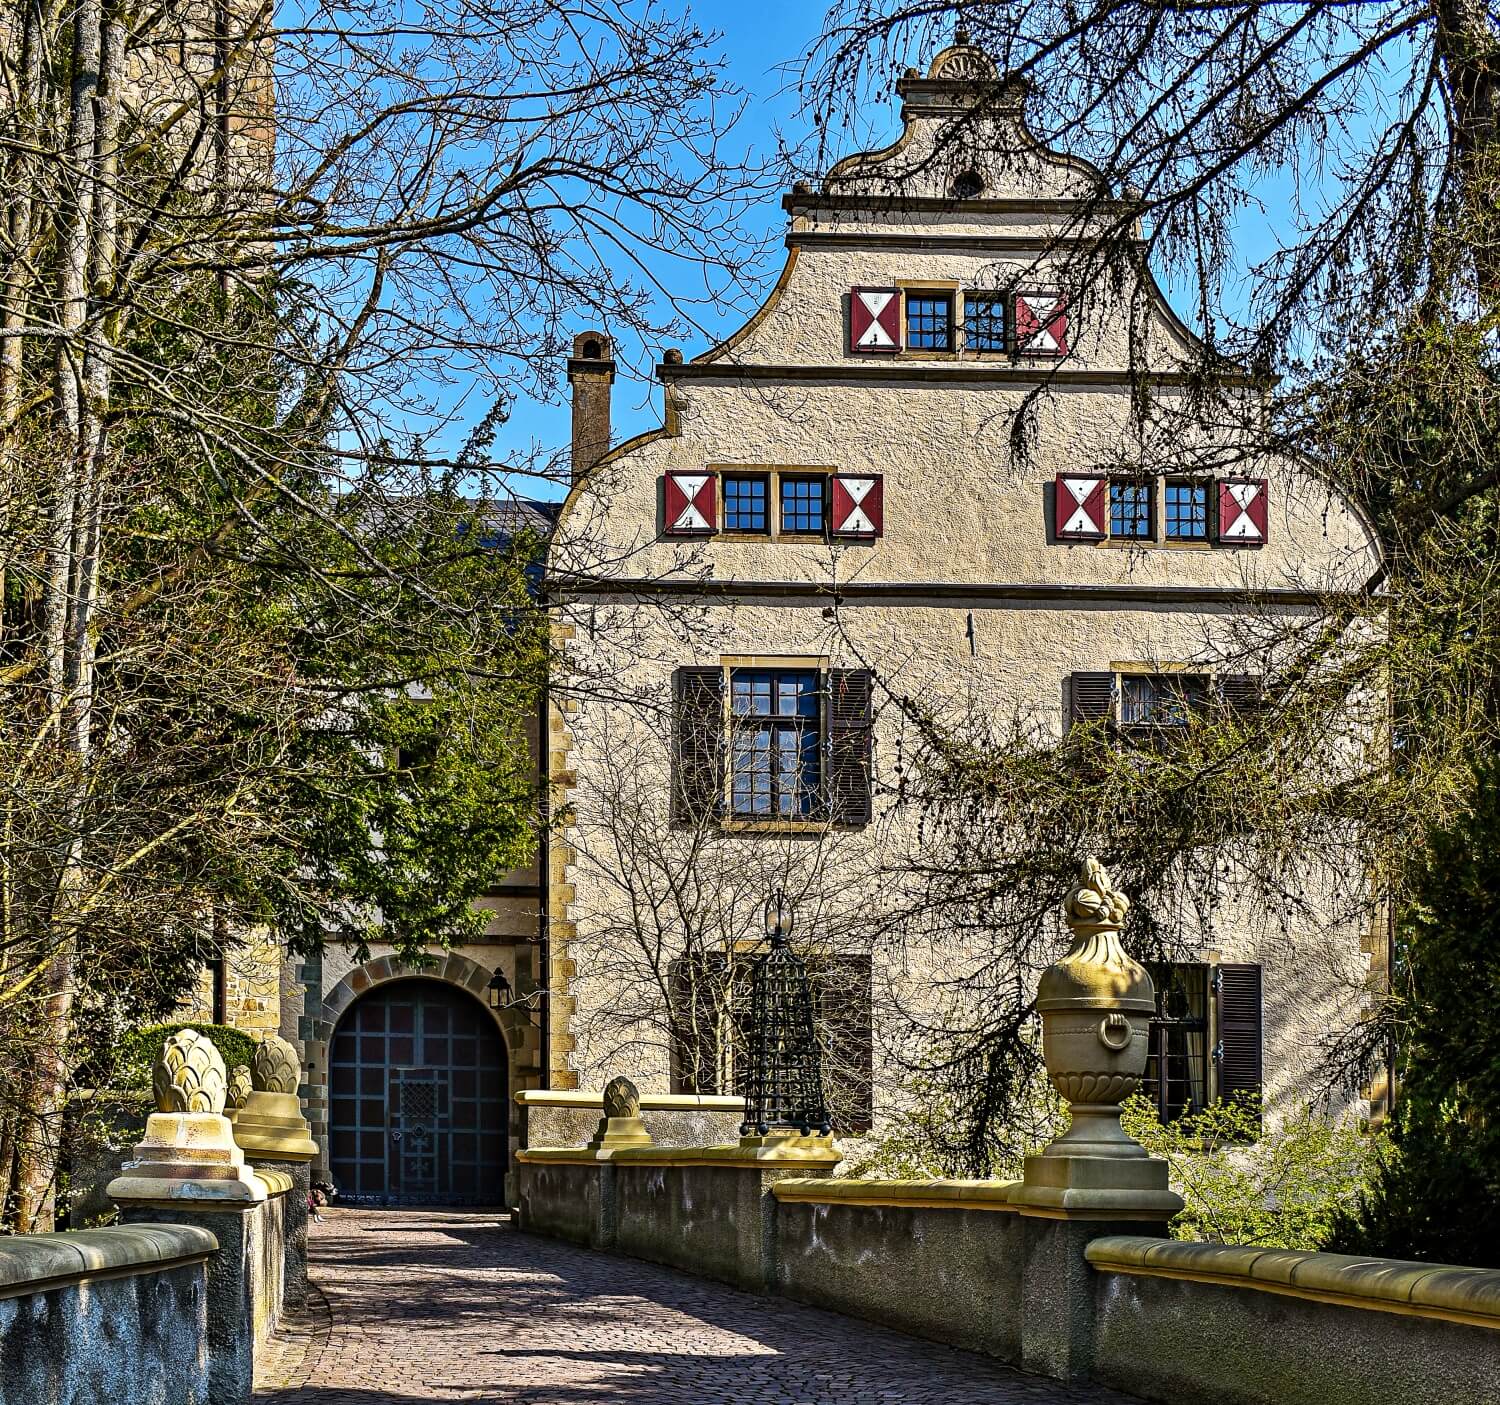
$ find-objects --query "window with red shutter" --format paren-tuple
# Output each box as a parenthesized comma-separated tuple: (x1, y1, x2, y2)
(830, 475, 883, 538)
(1216, 478, 1268, 545)
(1055, 475, 1107, 540)
(663, 471, 717, 535)
(1014, 290, 1069, 355)
(848, 288, 902, 353)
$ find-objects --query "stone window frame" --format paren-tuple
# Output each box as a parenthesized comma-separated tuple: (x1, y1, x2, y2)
(705, 467, 839, 543)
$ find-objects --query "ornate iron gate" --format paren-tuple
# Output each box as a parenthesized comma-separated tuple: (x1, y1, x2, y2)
(329, 978, 507, 1206)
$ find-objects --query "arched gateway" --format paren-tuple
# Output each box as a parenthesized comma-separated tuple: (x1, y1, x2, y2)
(328, 977, 508, 1206)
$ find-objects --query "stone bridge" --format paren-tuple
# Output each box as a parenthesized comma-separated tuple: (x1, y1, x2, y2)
(253, 1207, 1134, 1404)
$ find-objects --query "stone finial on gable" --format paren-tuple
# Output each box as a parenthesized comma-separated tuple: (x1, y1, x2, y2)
(152, 1028, 228, 1115)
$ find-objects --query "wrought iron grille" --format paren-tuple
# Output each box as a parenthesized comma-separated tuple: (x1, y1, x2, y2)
(739, 893, 832, 1137)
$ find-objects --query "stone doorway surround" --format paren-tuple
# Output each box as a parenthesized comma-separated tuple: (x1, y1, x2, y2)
(302, 952, 543, 1200)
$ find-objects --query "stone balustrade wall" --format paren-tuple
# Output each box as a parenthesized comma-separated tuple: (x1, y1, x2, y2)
(0, 1177, 292, 1405)
(516, 1151, 1500, 1403)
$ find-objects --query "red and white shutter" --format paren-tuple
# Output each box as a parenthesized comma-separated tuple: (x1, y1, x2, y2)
(831, 474, 883, 537)
(849, 288, 902, 354)
(1015, 290, 1069, 356)
(1055, 475, 1106, 540)
(1217, 478, 1268, 545)
(663, 471, 717, 535)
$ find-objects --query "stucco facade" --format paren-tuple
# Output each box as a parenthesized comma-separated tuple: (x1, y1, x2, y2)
(543, 44, 1383, 1138)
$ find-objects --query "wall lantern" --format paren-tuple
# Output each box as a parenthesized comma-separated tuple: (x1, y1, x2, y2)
(486, 969, 512, 1011)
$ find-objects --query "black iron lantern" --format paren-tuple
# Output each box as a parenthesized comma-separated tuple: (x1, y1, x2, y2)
(486, 969, 512, 1010)
(739, 891, 832, 1138)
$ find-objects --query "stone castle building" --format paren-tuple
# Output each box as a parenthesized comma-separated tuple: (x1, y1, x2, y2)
(195, 43, 1381, 1204)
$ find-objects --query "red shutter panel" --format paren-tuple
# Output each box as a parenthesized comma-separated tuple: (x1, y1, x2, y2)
(1055, 475, 1107, 539)
(1213, 963, 1263, 1128)
(1068, 672, 1115, 728)
(1216, 478, 1268, 545)
(830, 475, 883, 537)
(849, 288, 902, 353)
(827, 668, 873, 825)
(1015, 290, 1069, 356)
(663, 471, 717, 535)
(672, 666, 724, 821)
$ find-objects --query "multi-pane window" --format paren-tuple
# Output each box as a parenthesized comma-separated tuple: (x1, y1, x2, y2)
(1142, 963, 1210, 1122)
(1119, 673, 1208, 728)
(905, 292, 953, 351)
(730, 669, 820, 817)
(723, 474, 769, 532)
(964, 293, 1007, 352)
(780, 477, 825, 534)
(1164, 480, 1209, 541)
(1109, 479, 1153, 539)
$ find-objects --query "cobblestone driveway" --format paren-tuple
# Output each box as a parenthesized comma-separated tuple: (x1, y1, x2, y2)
(254, 1207, 1138, 1404)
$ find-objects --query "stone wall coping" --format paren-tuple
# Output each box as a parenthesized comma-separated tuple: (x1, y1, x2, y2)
(254, 1169, 295, 1196)
(772, 1177, 1021, 1211)
(0, 1224, 218, 1301)
(518, 1139, 842, 1170)
(515, 1089, 743, 1112)
(1087, 1236, 1500, 1330)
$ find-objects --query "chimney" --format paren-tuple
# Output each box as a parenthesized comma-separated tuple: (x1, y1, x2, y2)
(567, 331, 615, 480)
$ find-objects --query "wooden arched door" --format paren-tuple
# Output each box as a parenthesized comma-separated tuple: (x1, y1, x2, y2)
(328, 978, 508, 1206)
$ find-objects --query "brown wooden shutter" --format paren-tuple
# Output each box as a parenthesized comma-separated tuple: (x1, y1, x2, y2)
(827, 669, 874, 825)
(1213, 963, 1263, 1115)
(1218, 674, 1267, 715)
(815, 956, 874, 1133)
(669, 953, 729, 1093)
(672, 666, 724, 823)
(1068, 672, 1115, 728)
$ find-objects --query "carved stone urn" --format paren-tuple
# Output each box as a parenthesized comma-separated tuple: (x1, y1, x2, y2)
(1037, 856, 1156, 1158)
(587, 1075, 653, 1151)
(1013, 858, 1183, 1219)
(231, 1033, 317, 1161)
(108, 1029, 266, 1207)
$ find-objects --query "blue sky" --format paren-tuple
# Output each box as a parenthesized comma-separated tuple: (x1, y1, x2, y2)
(481, 3, 1396, 499)
(490, 2, 859, 493)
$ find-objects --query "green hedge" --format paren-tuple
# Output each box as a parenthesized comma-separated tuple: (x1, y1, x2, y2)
(114, 1022, 259, 1091)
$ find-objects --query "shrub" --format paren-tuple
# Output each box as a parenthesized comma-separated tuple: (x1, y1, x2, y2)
(1122, 1094, 1386, 1250)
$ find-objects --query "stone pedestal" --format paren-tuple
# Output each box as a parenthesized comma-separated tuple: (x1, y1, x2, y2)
(587, 1075, 653, 1151)
(108, 1030, 267, 1405)
(1010, 859, 1184, 1381)
(233, 1035, 318, 1309)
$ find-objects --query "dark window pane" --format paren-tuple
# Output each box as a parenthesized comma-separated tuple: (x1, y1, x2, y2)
(1110, 480, 1153, 539)
(1141, 963, 1210, 1121)
(964, 293, 1006, 352)
(1119, 674, 1208, 727)
(1165, 480, 1208, 540)
(906, 293, 953, 350)
(780, 477, 825, 533)
(723, 475, 768, 531)
(729, 668, 822, 818)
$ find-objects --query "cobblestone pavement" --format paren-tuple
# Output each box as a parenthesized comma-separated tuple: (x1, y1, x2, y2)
(254, 1207, 1139, 1404)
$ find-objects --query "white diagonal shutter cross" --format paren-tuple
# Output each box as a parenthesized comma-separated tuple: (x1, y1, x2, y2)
(671, 474, 711, 531)
(838, 477, 877, 532)
(1223, 481, 1263, 539)
(1060, 478, 1098, 535)
(855, 292, 896, 348)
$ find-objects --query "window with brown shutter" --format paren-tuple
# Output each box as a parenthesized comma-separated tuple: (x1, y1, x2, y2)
(811, 955, 874, 1132)
(1068, 672, 1115, 728)
(1214, 962, 1264, 1125)
(827, 668, 874, 826)
(672, 666, 724, 823)
(1217, 674, 1267, 714)
(668, 952, 733, 1093)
